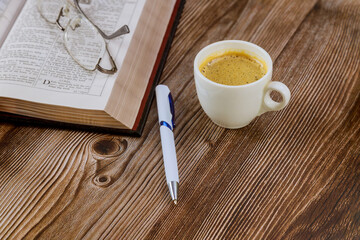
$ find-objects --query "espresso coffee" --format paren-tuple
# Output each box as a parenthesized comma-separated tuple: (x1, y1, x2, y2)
(199, 51, 266, 86)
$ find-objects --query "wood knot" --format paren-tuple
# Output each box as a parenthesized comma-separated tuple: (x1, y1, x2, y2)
(93, 139, 119, 155)
(93, 174, 112, 188)
(90, 137, 128, 160)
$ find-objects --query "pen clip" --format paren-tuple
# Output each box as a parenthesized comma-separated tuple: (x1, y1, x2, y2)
(168, 93, 175, 128)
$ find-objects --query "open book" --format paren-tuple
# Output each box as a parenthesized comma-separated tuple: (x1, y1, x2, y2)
(0, 0, 184, 135)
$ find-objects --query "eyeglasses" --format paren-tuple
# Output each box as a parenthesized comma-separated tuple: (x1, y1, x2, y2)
(37, 0, 130, 74)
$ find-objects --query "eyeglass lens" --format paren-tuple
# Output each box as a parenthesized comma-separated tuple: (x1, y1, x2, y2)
(64, 16, 106, 71)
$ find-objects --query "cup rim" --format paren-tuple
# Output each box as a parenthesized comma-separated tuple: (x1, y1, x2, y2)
(194, 40, 273, 88)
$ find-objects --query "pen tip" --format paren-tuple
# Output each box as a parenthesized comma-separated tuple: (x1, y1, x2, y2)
(173, 200, 177, 205)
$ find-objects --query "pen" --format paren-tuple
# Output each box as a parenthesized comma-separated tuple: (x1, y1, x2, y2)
(155, 85, 179, 205)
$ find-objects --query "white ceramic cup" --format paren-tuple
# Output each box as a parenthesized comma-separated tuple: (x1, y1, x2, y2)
(194, 40, 291, 128)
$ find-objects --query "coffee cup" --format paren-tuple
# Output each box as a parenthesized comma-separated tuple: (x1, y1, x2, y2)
(194, 40, 291, 128)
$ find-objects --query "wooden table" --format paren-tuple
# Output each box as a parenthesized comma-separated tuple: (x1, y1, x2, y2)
(1, 0, 359, 239)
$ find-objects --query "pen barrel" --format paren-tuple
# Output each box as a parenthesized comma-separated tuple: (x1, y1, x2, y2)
(155, 85, 173, 126)
(160, 126, 179, 183)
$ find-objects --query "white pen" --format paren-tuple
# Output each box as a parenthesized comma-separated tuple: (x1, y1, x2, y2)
(155, 85, 179, 205)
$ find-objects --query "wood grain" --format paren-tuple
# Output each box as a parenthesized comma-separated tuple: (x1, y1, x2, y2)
(1, 0, 359, 239)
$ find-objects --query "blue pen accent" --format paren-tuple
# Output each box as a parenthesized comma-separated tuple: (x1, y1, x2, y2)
(160, 121, 172, 131)
(168, 93, 175, 128)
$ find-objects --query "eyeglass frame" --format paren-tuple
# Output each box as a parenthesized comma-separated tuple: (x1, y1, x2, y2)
(38, 0, 130, 74)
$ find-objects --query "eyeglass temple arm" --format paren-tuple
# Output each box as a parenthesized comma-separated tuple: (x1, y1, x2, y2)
(95, 44, 117, 74)
(73, 0, 130, 39)
(93, 24, 130, 40)
(102, 25, 130, 39)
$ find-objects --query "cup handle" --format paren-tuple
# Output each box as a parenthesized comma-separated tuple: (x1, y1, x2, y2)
(258, 81, 291, 115)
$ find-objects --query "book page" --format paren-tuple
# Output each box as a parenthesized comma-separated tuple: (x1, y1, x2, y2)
(0, 0, 146, 110)
(0, 0, 26, 46)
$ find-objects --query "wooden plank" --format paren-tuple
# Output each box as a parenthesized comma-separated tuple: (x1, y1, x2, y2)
(0, 0, 359, 239)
